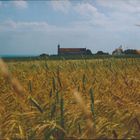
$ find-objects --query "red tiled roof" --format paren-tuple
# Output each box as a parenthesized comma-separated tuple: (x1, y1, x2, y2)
(136, 50, 140, 54)
(59, 48, 86, 52)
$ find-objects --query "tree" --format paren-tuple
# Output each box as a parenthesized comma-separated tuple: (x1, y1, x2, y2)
(123, 49, 139, 55)
(40, 53, 49, 57)
(86, 49, 92, 55)
(96, 51, 109, 55)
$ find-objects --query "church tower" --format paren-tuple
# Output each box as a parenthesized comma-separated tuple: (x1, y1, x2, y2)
(58, 44, 60, 55)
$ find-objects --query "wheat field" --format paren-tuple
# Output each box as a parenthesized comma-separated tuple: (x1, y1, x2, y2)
(0, 58, 140, 139)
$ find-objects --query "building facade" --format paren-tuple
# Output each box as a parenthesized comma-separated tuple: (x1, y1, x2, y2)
(112, 46, 123, 55)
(58, 44, 87, 55)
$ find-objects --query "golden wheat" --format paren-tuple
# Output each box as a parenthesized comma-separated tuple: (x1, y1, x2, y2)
(0, 58, 140, 139)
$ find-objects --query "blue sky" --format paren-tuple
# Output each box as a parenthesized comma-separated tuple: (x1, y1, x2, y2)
(0, 0, 140, 56)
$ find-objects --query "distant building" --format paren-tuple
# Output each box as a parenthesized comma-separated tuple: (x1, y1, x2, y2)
(136, 50, 140, 54)
(58, 44, 87, 55)
(112, 45, 123, 55)
(123, 49, 140, 55)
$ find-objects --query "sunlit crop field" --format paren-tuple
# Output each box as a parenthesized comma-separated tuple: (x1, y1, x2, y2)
(0, 58, 140, 139)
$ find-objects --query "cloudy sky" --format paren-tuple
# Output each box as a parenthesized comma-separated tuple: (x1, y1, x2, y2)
(0, 0, 140, 56)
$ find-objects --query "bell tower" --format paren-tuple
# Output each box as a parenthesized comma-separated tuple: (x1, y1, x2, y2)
(58, 44, 60, 55)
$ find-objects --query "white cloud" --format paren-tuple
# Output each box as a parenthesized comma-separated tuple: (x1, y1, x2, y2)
(16, 22, 49, 29)
(0, 19, 92, 33)
(75, 3, 97, 16)
(51, 0, 71, 13)
(0, 20, 50, 31)
(97, 0, 140, 13)
(71, 1, 140, 31)
(12, 0, 28, 9)
(74, 2, 111, 28)
(51, 1, 109, 28)
(95, 0, 140, 31)
(1, 1, 140, 33)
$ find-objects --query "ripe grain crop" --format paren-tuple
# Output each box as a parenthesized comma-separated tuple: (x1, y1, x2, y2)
(0, 58, 140, 139)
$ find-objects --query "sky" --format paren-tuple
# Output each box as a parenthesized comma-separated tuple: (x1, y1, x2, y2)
(0, 0, 140, 56)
